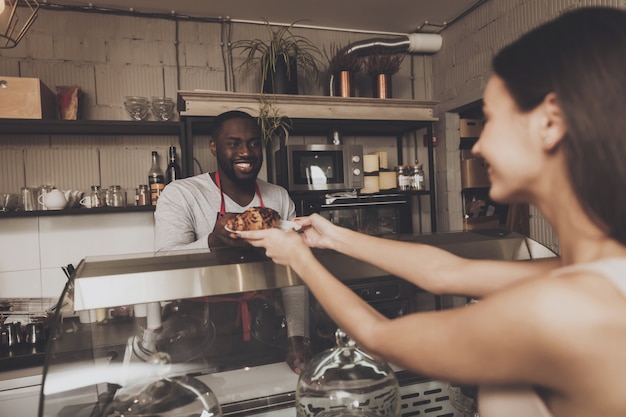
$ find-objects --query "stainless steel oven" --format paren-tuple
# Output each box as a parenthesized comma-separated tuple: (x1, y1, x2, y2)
(296, 192, 413, 236)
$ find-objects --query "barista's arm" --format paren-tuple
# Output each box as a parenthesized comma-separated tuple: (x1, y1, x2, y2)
(154, 185, 214, 252)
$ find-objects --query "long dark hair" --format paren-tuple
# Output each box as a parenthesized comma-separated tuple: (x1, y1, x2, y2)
(492, 7, 626, 245)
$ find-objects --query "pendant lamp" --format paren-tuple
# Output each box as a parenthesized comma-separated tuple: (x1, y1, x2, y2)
(0, 0, 40, 49)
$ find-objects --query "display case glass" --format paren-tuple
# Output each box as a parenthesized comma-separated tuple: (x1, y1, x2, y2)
(39, 247, 306, 417)
(39, 231, 553, 417)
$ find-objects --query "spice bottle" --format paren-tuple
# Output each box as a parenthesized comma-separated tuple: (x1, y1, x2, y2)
(135, 185, 150, 206)
(148, 151, 165, 206)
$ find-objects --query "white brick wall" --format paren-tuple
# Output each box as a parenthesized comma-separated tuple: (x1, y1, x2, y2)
(0, 9, 438, 298)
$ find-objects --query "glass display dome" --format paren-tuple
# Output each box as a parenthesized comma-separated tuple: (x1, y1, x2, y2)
(296, 328, 400, 417)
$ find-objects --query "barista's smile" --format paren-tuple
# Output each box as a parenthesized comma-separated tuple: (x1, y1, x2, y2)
(234, 161, 255, 173)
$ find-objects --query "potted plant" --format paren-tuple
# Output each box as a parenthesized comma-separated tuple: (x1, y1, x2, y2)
(365, 52, 405, 98)
(231, 19, 322, 95)
(325, 43, 363, 97)
(240, 94, 293, 144)
(256, 95, 293, 143)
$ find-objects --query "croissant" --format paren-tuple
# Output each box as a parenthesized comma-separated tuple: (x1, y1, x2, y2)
(225, 206, 281, 231)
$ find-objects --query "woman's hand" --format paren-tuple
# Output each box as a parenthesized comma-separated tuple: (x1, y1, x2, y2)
(293, 213, 339, 251)
(237, 227, 311, 267)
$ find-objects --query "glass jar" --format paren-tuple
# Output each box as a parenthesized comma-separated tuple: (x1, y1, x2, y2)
(296, 328, 400, 417)
(105, 185, 127, 207)
(395, 165, 411, 191)
(410, 164, 425, 191)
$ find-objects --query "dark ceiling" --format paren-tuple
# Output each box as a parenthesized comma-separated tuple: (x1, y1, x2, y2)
(44, 0, 487, 34)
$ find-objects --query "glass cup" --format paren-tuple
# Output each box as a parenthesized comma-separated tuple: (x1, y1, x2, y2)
(89, 185, 105, 208)
(0, 193, 11, 212)
(20, 187, 36, 211)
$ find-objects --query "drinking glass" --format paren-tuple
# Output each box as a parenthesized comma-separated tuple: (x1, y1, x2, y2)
(0, 193, 11, 211)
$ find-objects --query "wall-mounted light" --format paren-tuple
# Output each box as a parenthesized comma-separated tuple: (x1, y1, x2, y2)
(1, 0, 40, 49)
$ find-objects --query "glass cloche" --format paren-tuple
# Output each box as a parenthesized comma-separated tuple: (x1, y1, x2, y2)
(296, 328, 400, 417)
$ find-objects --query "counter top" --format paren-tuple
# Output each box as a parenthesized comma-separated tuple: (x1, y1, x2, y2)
(0, 365, 43, 391)
(0, 205, 155, 219)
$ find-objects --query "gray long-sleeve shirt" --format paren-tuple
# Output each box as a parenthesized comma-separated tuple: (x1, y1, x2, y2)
(154, 172, 308, 338)
(154, 172, 295, 251)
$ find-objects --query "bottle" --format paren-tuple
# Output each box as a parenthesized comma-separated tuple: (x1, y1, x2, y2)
(166, 146, 181, 184)
(148, 151, 165, 206)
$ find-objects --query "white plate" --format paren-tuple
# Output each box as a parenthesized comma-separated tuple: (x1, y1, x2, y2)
(225, 220, 302, 233)
(278, 220, 302, 232)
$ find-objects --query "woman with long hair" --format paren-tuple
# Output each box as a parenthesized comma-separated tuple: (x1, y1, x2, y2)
(237, 7, 626, 417)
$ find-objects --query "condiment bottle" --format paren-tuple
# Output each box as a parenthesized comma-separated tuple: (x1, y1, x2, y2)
(166, 146, 181, 184)
(148, 151, 165, 206)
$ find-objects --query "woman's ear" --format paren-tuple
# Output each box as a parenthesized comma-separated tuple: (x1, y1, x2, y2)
(541, 92, 567, 151)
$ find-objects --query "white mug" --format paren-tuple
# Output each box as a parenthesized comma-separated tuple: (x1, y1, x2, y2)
(79, 195, 92, 208)
(64, 190, 83, 209)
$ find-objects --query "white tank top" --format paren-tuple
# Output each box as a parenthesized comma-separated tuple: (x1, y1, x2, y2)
(478, 257, 626, 417)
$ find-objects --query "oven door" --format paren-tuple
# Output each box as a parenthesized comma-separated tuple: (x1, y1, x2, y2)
(299, 194, 412, 236)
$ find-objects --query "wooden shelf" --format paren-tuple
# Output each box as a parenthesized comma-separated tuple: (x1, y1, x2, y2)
(178, 90, 438, 124)
(0, 119, 180, 136)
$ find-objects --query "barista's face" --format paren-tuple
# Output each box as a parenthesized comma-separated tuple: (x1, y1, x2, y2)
(211, 118, 264, 184)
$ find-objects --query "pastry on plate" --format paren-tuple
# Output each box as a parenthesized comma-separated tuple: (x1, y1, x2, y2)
(225, 206, 281, 231)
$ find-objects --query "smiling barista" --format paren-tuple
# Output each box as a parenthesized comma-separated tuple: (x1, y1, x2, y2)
(154, 110, 312, 373)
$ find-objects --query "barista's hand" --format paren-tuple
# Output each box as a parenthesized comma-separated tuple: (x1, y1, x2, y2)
(208, 213, 249, 249)
(286, 336, 312, 374)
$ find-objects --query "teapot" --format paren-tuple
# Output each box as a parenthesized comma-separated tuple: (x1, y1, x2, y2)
(38, 189, 67, 210)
